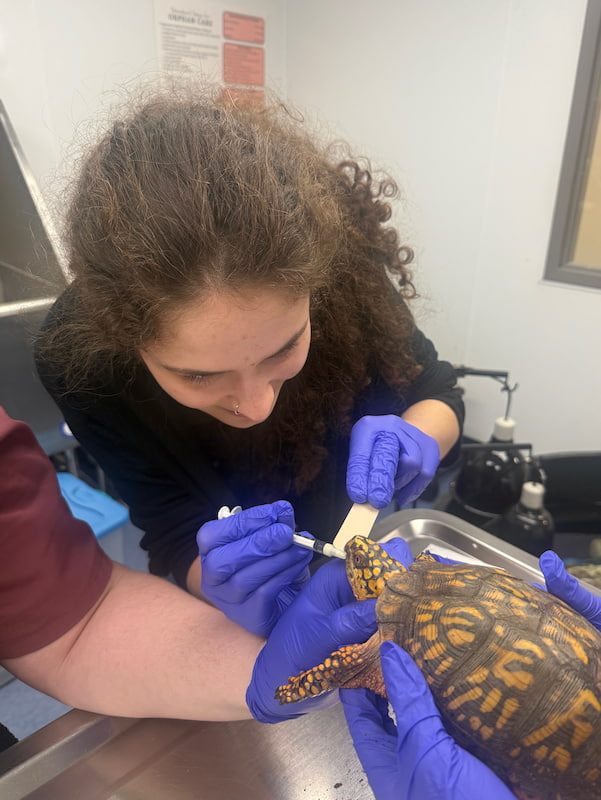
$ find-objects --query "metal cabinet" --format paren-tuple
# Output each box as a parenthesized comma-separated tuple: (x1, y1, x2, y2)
(0, 100, 69, 454)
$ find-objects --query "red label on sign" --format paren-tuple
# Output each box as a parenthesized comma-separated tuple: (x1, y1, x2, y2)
(219, 87, 265, 109)
(223, 43, 265, 86)
(223, 12, 265, 44)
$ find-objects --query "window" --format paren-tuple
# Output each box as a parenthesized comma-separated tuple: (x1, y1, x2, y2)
(545, 1, 601, 290)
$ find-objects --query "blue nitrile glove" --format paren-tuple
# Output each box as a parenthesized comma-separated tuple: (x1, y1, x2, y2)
(247, 537, 413, 724)
(197, 501, 312, 637)
(540, 550, 601, 632)
(347, 415, 440, 509)
(342, 641, 517, 800)
(247, 557, 376, 723)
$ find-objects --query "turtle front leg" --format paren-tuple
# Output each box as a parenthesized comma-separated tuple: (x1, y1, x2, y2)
(275, 633, 384, 704)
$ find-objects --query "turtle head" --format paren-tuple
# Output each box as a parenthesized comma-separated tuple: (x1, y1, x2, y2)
(344, 536, 407, 601)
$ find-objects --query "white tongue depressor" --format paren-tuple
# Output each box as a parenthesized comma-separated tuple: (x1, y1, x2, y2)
(332, 502, 380, 551)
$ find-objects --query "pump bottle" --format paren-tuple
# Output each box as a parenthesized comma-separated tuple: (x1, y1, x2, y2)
(484, 480, 554, 557)
(451, 416, 527, 522)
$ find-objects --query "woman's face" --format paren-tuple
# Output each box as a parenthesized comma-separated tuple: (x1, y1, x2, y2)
(140, 288, 311, 427)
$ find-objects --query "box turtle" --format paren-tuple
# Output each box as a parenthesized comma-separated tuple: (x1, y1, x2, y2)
(275, 536, 601, 800)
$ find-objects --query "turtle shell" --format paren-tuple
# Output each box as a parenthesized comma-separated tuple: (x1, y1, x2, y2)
(377, 559, 601, 800)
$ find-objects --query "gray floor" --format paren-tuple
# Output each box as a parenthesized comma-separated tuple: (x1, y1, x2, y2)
(0, 522, 149, 743)
(0, 676, 71, 741)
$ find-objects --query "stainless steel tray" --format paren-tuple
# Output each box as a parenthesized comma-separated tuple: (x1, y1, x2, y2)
(371, 508, 601, 596)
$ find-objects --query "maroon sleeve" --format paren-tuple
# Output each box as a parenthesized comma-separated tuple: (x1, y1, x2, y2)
(0, 408, 112, 659)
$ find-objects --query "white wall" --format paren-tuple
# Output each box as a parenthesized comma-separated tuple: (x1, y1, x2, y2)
(1, 2, 153, 201)
(0, 0, 286, 201)
(285, 0, 601, 455)
(1, 1, 599, 455)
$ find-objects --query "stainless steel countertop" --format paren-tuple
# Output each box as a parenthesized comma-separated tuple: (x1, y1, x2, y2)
(0, 704, 368, 800)
(2, 509, 597, 798)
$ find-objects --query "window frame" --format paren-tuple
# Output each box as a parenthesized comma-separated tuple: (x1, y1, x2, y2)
(544, 0, 601, 290)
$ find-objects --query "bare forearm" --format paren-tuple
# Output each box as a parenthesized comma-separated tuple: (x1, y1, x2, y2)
(402, 399, 460, 459)
(4, 564, 263, 721)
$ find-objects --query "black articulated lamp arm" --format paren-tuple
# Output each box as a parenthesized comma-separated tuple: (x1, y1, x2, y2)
(453, 366, 519, 420)
(453, 366, 509, 379)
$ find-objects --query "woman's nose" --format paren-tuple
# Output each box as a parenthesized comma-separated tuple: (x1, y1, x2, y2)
(236, 379, 277, 423)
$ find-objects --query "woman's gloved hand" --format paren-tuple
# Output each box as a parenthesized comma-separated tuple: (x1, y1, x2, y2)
(540, 550, 601, 632)
(197, 501, 312, 637)
(247, 537, 412, 724)
(347, 415, 440, 509)
(246, 557, 378, 723)
(342, 641, 517, 800)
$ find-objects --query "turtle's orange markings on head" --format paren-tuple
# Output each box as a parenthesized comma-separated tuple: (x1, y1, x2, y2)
(344, 536, 408, 601)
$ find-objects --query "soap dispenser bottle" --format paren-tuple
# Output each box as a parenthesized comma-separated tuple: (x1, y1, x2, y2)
(484, 479, 554, 557)
(452, 416, 527, 520)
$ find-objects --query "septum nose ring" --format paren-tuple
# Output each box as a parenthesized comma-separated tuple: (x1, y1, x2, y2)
(234, 402, 240, 416)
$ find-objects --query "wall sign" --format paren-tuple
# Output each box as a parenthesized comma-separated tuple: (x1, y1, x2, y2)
(154, 1, 267, 106)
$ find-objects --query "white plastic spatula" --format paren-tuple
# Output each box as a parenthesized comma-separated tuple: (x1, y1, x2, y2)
(332, 502, 380, 551)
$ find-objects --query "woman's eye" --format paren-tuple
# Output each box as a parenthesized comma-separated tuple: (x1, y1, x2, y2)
(269, 340, 298, 361)
(181, 373, 216, 385)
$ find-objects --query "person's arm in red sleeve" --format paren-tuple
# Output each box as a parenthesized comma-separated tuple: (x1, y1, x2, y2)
(0, 409, 263, 720)
(0, 409, 380, 725)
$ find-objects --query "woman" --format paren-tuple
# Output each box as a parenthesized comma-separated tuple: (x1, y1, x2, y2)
(36, 84, 463, 598)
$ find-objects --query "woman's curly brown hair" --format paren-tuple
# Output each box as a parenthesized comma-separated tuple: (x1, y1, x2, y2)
(39, 84, 421, 495)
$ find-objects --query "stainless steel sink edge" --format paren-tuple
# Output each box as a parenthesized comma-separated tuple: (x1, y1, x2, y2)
(370, 508, 601, 597)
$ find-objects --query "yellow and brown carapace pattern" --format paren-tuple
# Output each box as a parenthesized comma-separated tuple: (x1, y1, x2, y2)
(276, 536, 601, 800)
